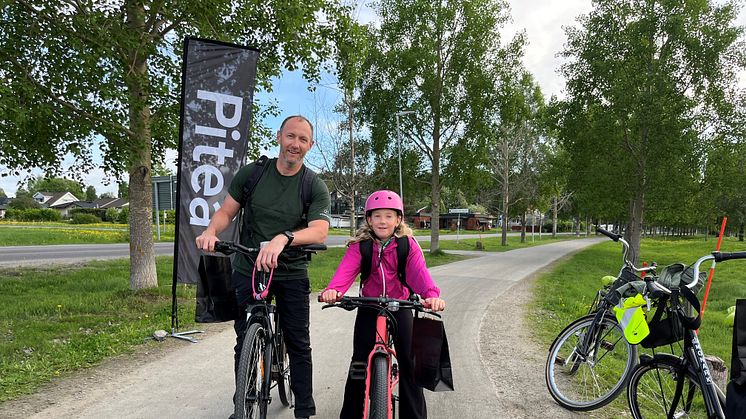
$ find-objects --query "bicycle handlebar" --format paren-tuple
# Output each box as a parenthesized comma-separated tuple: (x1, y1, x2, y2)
(595, 227, 621, 242)
(214, 241, 327, 256)
(318, 295, 441, 317)
(713, 251, 746, 263)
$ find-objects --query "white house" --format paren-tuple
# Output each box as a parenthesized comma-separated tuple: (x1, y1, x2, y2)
(32, 191, 79, 208)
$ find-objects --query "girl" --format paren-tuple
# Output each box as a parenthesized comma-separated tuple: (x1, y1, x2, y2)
(320, 190, 446, 419)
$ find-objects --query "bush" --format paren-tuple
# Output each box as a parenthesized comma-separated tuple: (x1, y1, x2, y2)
(117, 207, 129, 224)
(5, 208, 62, 222)
(70, 208, 107, 221)
(105, 208, 120, 222)
(70, 213, 102, 224)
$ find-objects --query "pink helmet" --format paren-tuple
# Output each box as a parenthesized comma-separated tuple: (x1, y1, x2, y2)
(364, 190, 404, 215)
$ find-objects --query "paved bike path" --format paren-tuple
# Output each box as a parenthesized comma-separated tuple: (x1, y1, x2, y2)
(14, 238, 601, 418)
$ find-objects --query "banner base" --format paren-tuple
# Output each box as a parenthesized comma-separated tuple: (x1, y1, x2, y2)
(168, 328, 204, 344)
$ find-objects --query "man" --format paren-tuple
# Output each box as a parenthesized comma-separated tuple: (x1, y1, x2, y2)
(196, 115, 330, 419)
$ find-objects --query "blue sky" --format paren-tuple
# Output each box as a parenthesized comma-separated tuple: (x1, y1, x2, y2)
(1, 0, 743, 197)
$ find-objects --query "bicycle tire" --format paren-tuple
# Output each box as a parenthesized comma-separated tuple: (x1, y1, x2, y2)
(275, 329, 293, 407)
(368, 355, 389, 419)
(235, 323, 267, 419)
(545, 313, 637, 411)
(627, 355, 711, 419)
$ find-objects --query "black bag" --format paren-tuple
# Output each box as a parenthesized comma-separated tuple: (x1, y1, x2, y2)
(411, 315, 454, 392)
(195, 255, 238, 323)
(726, 299, 746, 418)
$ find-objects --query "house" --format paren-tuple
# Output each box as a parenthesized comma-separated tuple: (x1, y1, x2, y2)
(93, 197, 128, 209)
(32, 191, 79, 208)
(54, 200, 98, 218)
(0, 197, 9, 219)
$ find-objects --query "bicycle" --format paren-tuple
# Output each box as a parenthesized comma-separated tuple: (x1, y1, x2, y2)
(545, 227, 658, 411)
(214, 241, 327, 419)
(626, 250, 746, 419)
(319, 295, 438, 419)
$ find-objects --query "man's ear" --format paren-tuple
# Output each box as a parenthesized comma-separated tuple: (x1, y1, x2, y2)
(276, 129, 282, 145)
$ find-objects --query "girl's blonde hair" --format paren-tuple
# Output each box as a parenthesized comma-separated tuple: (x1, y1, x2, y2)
(348, 217, 413, 245)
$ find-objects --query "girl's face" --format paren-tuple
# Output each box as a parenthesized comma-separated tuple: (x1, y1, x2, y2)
(367, 209, 401, 239)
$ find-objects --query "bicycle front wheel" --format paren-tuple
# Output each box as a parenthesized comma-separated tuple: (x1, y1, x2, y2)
(368, 355, 389, 419)
(235, 323, 268, 419)
(627, 356, 708, 419)
(275, 332, 293, 407)
(545, 313, 637, 411)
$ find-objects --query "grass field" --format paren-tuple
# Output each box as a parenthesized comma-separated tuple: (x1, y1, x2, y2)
(532, 235, 746, 416)
(0, 247, 465, 402)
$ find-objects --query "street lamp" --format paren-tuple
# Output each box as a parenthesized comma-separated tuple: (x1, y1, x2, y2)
(395, 110, 415, 203)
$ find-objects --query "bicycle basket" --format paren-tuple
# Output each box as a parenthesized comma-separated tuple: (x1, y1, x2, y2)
(640, 297, 684, 349)
(608, 267, 642, 294)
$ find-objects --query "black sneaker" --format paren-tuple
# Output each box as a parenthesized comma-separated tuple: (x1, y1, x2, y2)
(228, 414, 234, 419)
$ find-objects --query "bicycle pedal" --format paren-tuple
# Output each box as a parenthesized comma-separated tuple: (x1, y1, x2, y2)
(349, 361, 367, 380)
(600, 340, 615, 351)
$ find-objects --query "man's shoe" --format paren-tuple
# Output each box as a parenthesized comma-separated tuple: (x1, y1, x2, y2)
(228, 414, 234, 419)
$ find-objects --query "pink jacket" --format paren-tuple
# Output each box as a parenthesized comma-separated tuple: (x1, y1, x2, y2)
(326, 236, 441, 299)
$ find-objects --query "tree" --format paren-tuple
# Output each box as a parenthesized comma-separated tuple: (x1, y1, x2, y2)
(361, 0, 512, 252)
(8, 195, 40, 209)
(1, 1, 350, 289)
(85, 185, 97, 201)
(486, 72, 544, 245)
(100, 191, 117, 199)
(117, 181, 128, 199)
(559, 0, 745, 262)
(27, 176, 85, 199)
(0, 188, 5, 198)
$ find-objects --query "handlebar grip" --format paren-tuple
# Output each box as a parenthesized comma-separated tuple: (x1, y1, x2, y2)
(595, 227, 620, 242)
(214, 241, 233, 253)
(300, 244, 327, 251)
(713, 251, 746, 263)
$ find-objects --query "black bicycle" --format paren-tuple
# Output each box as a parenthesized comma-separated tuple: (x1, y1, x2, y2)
(214, 241, 326, 419)
(626, 250, 746, 419)
(545, 227, 657, 411)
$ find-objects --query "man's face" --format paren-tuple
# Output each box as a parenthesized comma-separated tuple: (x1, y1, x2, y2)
(277, 117, 314, 167)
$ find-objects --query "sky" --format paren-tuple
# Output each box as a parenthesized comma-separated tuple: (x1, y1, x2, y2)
(1, 0, 744, 198)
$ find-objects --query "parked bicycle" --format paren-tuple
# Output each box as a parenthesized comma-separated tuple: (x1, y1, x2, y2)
(545, 227, 658, 411)
(214, 241, 326, 419)
(319, 295, 438, 419)
(626, 250, 746, 419)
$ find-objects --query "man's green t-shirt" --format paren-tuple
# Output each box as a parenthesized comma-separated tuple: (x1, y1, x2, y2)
(227, 159, 330, 279)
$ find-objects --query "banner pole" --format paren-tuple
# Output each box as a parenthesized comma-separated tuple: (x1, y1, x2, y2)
(699, 216, 727, 331)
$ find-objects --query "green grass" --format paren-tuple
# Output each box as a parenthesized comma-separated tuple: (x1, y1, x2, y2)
(532, 236, 746, 417)
(0, 245, 465, 402)
(420, 233, 581, 252)
(0, 225, 175, 245)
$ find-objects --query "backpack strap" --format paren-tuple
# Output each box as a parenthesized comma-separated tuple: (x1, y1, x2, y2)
(358, 236, 412, 293)
(239, 156, 270, 236)
(299, 165, 317, 227)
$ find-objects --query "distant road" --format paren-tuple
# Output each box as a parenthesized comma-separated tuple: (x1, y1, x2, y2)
(0, 235, 462, 267)
(0, 232, 572, 267)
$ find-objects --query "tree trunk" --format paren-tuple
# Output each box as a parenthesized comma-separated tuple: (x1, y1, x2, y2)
(739, 223, 744, 242)
(347, 92, 356, 237)
(520, 212, 526, 243)
(501, 180, 509, 246)
(552, 196, 558, 238)
(430, 124, 441, 253)
(125, 0, 157, 290)
(625, 189, 645, 266)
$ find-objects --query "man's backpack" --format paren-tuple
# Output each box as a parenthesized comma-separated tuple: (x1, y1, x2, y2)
(359, 236, 411, 291)
(241, 155, 317, 227)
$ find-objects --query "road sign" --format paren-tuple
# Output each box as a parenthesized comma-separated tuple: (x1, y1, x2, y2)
(449, 208, 469, 214)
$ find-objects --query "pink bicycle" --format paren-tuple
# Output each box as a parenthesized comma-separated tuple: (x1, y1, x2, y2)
(319, 295, 437, 419)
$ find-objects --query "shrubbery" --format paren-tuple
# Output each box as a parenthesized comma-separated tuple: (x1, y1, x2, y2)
(117, 207, 129, 224)
(70, 213, 102, 224)
(70, 208, 108, 221)
(5, 208, 62, 222)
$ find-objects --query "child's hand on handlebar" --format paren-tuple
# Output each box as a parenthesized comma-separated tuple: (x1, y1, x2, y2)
(320, 289, 342, 303)
(423, 297, 446, 312)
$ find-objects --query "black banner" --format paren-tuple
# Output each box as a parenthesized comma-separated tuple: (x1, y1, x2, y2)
(173, 38, 259, 284)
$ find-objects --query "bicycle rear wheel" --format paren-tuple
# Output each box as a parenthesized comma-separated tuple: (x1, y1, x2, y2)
(235, 323, 268, 419)
(627, 356, 708, 419)
(368, 355, 389, 419)
(545, 313, 637, 411)
(275, 331, 293, 407)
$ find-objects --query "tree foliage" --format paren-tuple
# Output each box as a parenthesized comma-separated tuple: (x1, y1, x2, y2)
(360, 0, 514, 251)
(27, 176, 85, 199)
(0, 0, 351, 289)
(558, 0, 745, 262)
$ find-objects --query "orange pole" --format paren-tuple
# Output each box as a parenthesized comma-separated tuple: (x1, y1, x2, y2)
(700, 216, 727, 322)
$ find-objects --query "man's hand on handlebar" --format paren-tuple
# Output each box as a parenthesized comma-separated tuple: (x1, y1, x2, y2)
(423, 297, 446, 312)
(255, 234, 290, 272)
(195, 230, 219, 252)
(320, 289, 342, 303)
